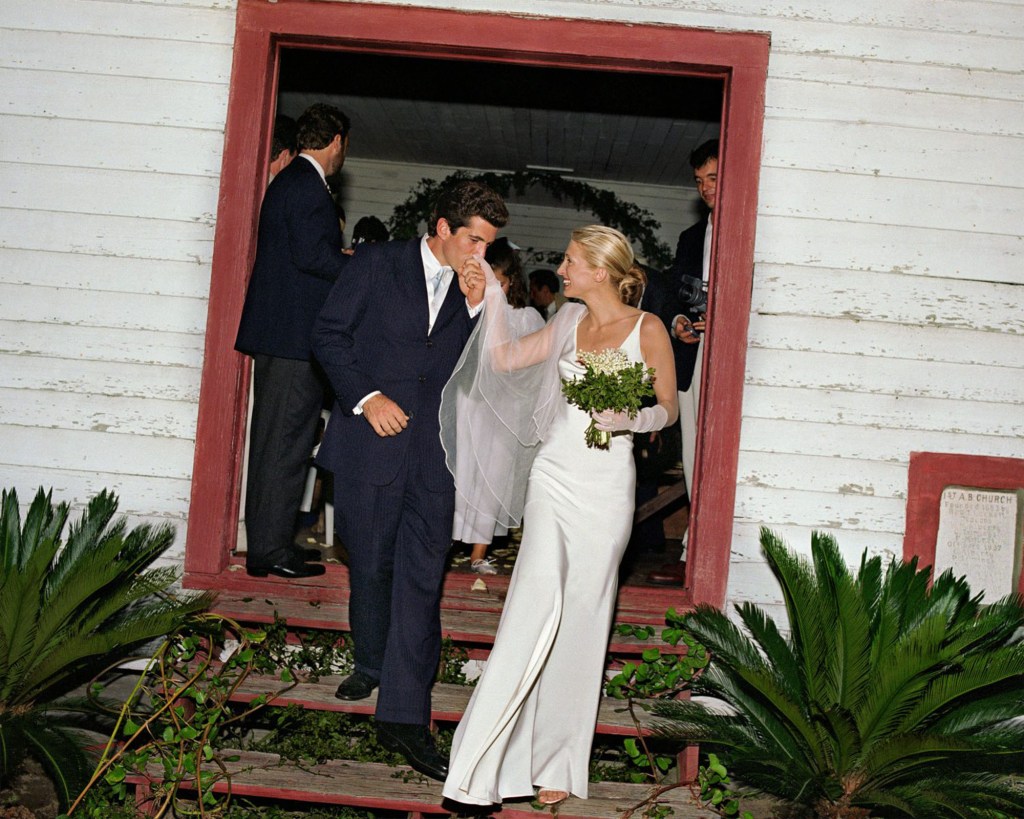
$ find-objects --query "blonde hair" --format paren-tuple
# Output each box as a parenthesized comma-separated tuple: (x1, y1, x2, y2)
(570, 225, 647, 307)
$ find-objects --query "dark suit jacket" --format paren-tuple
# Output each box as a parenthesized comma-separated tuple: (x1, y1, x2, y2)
(235, 157, 348, 361)
(312, 239, 477, 490)
(659, 214, 709, 392)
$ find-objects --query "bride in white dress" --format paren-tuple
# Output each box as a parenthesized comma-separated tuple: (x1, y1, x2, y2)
(439, 225, 678, 807)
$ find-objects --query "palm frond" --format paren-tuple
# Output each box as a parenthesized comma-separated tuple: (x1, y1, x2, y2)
(855, 612, 952, 746)
(23, 591, 212, 697)
(858, 733, 982, 790)
(900, 648, 1024, 733)
(760, 529, 833, 704)
(19, 714, 95, 810)
(0, 486, 215, 804)
(810, 532, 873, 710)
(808, 702, 862, 778)
(682, 602, 771, 673)
(655, 529, 1024, 817)
(44, 489, 120, 596)
(734, 601, 803, 702)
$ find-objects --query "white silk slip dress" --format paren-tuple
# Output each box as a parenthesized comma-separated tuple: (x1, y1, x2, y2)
(442, 312, 644, 806)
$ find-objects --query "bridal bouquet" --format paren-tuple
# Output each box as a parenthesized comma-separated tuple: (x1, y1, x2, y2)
(561, 348, 655, 450)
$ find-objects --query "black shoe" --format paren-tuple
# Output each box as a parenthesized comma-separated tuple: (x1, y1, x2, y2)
(334, 671, 379, 701)
(245, 559, 326, 578)
(291, 546, 323, 562)
(376, 721, 449, 781)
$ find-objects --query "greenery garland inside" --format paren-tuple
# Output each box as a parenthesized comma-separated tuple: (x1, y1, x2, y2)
(387, 170, 673, 269)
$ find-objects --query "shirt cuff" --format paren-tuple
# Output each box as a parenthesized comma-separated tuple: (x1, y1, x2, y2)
(354, 390, 381, 415)
(466, 299, 484, 318)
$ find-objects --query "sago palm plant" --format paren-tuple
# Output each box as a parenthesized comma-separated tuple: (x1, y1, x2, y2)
(0, 487, 213, 808)
(654, 528, 1024, 818)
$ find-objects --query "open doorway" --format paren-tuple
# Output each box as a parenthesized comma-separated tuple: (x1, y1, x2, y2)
(185, 0, 768, 610)
(269, 47, 722, 583)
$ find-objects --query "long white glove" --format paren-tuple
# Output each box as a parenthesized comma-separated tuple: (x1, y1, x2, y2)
(591, 404, 669, 434)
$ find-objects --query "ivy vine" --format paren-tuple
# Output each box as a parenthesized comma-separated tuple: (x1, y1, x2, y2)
(387, 170, 673, 269)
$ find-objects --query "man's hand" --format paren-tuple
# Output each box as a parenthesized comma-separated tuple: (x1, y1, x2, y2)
(459, 255, 486, 307)
(362, 393, 409, 437)
(674, 315, 707, 345)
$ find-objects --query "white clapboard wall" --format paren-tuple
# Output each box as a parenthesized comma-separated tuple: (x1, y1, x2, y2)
(0, 0, 237, 561)
(2, 0, 1022, 614)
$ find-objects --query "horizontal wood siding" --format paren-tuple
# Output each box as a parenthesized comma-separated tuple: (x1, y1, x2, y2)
(2, 0, 1022, 612)
(0, 0, 233, 559)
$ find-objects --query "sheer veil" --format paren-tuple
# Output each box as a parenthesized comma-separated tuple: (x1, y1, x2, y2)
(439, 260, 584, 530)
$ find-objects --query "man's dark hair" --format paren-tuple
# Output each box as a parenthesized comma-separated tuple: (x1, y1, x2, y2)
(352, 215, 390, 245)
(296, 103, 351, 152)
(271, 114, 298, 157)
(529, 268, 560, 294)
(428, 181, 508, 237)
(689, 139, 719, 171)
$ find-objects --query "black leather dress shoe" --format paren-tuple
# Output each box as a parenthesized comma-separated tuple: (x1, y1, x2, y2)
(291, 546, 323, 562)
(245, 559, 326, 579)
(376, 721, 449, 781)
(334, 671, 379, 701)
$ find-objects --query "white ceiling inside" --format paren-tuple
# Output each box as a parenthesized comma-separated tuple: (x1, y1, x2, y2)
(276, 48, 722, 189)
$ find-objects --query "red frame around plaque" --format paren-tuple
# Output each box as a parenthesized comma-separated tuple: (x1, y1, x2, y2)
(904, 452, 1024, 593)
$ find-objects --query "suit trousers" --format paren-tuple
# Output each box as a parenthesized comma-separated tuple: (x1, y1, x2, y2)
(244, 354, 327, 567)
(334, 422, 455, 726)
(678, 335, 703, 551)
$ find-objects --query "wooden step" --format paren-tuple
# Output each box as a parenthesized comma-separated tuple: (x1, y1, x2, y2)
(129, 750, 714, 818)
(189, 559, 690, 622)
(210, 591, 688, 655)
(230, 673, 662, 736)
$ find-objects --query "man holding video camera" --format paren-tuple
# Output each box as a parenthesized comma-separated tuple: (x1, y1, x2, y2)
(646, 138, 718, 586)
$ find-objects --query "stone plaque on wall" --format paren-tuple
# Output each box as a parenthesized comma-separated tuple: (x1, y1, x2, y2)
(933, 487, 1024, 598)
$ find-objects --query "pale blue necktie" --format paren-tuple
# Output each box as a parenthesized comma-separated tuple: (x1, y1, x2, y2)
(427, 268, 449, 332)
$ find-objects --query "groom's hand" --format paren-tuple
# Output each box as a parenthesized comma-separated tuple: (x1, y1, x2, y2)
(459, 256, 486, 308)
(362, 394, 409, 437)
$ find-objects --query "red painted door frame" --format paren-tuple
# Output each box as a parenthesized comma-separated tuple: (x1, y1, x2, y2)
(184, 0, 769, 609)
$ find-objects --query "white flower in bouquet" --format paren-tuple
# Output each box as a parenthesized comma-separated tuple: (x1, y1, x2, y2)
(561, 348, 656, 449)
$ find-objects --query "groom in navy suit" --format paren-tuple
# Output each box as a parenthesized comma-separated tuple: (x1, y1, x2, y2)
(236, 103, 350, 579)
(312, 181, 508, 780)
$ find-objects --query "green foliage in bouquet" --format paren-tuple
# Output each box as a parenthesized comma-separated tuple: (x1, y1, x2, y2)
(561, 348, 655, 449)
(654, 528, 1024, 819)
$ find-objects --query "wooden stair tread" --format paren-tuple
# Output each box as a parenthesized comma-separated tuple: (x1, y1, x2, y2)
(211, 592, 687, 654)
(129, 750, 713, 818)
(231, 674, 661, 735)
(194, 560, 690, 620)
